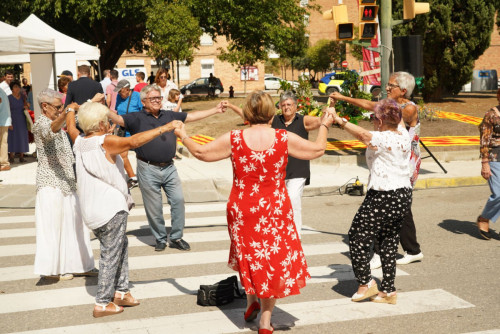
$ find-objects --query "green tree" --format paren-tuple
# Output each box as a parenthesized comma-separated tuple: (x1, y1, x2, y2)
(307, 39, 345, 75)
(146, 2, 202, 85)
(392, 0, 495, 101)
(2, 0, 315, 75)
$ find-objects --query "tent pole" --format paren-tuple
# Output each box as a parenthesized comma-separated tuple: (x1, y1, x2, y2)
(97, 59, 102, 81)
(52, 52, 57, 90)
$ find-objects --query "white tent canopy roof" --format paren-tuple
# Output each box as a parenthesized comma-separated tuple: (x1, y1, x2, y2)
(0, 20, 55, 55)
(19, 14, 100, 60)
(0, 14, 99, 63)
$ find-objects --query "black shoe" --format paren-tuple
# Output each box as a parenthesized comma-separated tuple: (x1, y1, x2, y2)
(155, 241, 166, 251)
(170, 239, 191, 251)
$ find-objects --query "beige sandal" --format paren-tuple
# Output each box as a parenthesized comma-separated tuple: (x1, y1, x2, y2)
(92, 302, 123, 318)
(113, 291, 140, 307)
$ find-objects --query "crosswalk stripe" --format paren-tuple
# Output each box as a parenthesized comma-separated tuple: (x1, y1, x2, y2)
(0, 223, 318, 256)
(0, 242, 349, 282)
(0, 265, 409, 314)
(0, 202, 228, 225)
(10, 289, 473, 334)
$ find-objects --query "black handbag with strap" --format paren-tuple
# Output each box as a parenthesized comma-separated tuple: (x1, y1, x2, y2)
(196, 275, 245, 306)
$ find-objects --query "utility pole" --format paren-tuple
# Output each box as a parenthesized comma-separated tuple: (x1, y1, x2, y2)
(379, 0, 392, 99)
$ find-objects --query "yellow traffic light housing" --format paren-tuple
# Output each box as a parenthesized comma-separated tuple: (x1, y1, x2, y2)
(403, 0, 430, 20)
(359, 22, 378, 40)
(322, 5, 354, 41)
(358, 0, 378, 40)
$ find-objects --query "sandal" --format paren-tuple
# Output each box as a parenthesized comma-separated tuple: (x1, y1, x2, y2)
(477, 216, 491, 240)
(113, 291, 140, 307)
(92, 302, 123, 318)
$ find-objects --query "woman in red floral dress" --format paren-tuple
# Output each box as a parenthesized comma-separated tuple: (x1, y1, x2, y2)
(175, 91, 334, 333)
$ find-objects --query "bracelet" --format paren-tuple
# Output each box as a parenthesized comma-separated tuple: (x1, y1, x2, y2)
(321, 123, 329, 130)
(181, 136, 189, 143)
(481, 161, 489, 164)
(159, 128, 162, 135)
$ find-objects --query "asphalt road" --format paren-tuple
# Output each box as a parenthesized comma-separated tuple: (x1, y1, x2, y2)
(0, 184, 498, 334)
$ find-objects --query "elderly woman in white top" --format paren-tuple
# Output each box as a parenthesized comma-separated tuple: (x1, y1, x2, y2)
(66, 101, 180, 318)
(32, 88, 95, 281)
(331, 99, 412, 305)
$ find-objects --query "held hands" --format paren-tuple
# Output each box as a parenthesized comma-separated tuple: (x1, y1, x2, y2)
(173, 122, 187, 139)
(216, 101, 227, 114)
(322, 107, 337, 127)
(329, 92, 342, 106)
(164, 120, 183, 133)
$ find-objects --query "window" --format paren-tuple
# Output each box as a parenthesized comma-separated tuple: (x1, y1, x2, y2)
(200, 33, 213, 46)
(201, 59, 214, 77)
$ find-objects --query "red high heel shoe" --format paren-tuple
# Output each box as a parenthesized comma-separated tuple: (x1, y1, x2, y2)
(244, 301, 261, 322)
(258, 326, 274, 334)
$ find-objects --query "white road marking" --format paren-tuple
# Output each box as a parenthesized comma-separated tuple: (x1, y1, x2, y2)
(0, 265, 408, 314)
(11, 289, 473, 334)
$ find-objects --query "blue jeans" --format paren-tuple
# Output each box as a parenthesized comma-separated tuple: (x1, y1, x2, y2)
(136, 160, 185, 243)
(482, 161, 500, 223)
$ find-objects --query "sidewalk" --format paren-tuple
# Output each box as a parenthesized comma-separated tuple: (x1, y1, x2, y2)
(0, 147, 484, 208)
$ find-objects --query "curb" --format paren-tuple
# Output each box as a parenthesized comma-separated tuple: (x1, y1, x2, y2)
(414, 176, 486, 190)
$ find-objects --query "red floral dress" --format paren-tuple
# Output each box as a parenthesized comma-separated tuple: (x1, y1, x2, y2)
(226, 129, 310, 299)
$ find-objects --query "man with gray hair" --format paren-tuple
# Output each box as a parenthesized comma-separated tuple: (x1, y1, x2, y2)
(107, 84, 225, 252)
(32, 88, 96, 281)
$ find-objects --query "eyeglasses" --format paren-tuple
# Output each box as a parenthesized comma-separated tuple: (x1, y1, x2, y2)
(386, 83, 400, 89)
(159, 76, 167, 79)
(146, 96, 162, 102)
(46, 103, 63, 110)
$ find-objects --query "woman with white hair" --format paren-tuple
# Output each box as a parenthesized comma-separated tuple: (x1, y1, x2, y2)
(66, 101, 180, 318)
(32, 88, 95, 281)
(330, 71, 424, 268)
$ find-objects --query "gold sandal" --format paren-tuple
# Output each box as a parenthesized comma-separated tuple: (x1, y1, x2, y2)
(113, 291, 140, 307)
(92, 302, 123, 318)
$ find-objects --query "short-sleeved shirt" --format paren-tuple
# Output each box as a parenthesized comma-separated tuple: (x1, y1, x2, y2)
(0, 88, 12, 127)
(106, 80, 118, 110)
(122, 109, 187, 163)
(272, 113, 310, 184)
(33, 115, 76, 195)
(134, 82, 147, 93)
(116, 91, 142, 116)
(366, 129, 411, 191)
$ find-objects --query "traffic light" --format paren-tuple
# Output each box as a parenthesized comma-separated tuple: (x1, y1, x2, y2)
(359, 0, 379, 40)
(403, 0, 430, 20)
(322, 5, 354, 41)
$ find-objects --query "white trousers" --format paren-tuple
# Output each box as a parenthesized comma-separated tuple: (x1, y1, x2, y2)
(285, 178, 306, 238)
(34, 187, 95, 276)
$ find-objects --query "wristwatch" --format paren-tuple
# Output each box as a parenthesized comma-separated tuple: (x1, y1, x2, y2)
(66, 107, 75, 113)
(336, 117, 348, 129)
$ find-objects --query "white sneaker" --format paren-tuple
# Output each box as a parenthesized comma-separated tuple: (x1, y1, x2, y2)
(369, 253, 382, 270)
(396, 252, 424, 265)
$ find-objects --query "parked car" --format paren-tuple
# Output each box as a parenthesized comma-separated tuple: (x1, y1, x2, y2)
(180, 77, 224, 96)
(318, 72, 381, 97)
(264, 76, 298, 90)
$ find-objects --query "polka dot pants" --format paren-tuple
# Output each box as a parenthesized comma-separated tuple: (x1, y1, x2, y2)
(348, 188, 412, 293)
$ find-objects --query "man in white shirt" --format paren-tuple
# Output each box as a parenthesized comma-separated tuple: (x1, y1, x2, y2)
(0, 70, 14, 96)
(100, 69, 111, 98)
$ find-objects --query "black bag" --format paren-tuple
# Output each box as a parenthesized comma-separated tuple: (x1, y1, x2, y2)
(197, 275, 245, 306)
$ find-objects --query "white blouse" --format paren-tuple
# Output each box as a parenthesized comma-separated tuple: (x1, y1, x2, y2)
(365, 129, 411, 191)
(73, 135, 129, 230)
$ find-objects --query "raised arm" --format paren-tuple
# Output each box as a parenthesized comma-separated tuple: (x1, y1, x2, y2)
(288, 110, 334, 160)
(303, 115, 322, 132)
(107, 110, 125, 127)
(185, 104, 225, 123)
(65, 107, 82, 143)
(402, 103, 418, 127)
(174, 122, 231, 162)
(221, 101, 244, 119)
(103, 121, 181, 156)
(330, 108, 373, 146)
(330, 91, 377, 111)
(51, 102, 77, 134)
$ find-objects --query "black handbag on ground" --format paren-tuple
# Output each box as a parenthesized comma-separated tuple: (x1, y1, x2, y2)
(196, 275, 245, 306)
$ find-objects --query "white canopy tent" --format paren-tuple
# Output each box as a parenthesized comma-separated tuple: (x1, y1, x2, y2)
(0, 20, 55, 55)
(0, 15, 101, 117)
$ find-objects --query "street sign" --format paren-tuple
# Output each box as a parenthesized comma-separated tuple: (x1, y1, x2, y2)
(342, 60, 348, 68)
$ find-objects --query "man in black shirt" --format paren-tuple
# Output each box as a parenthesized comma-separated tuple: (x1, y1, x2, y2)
(65, 65, 103, 107)
(108, 84, 225, 252)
